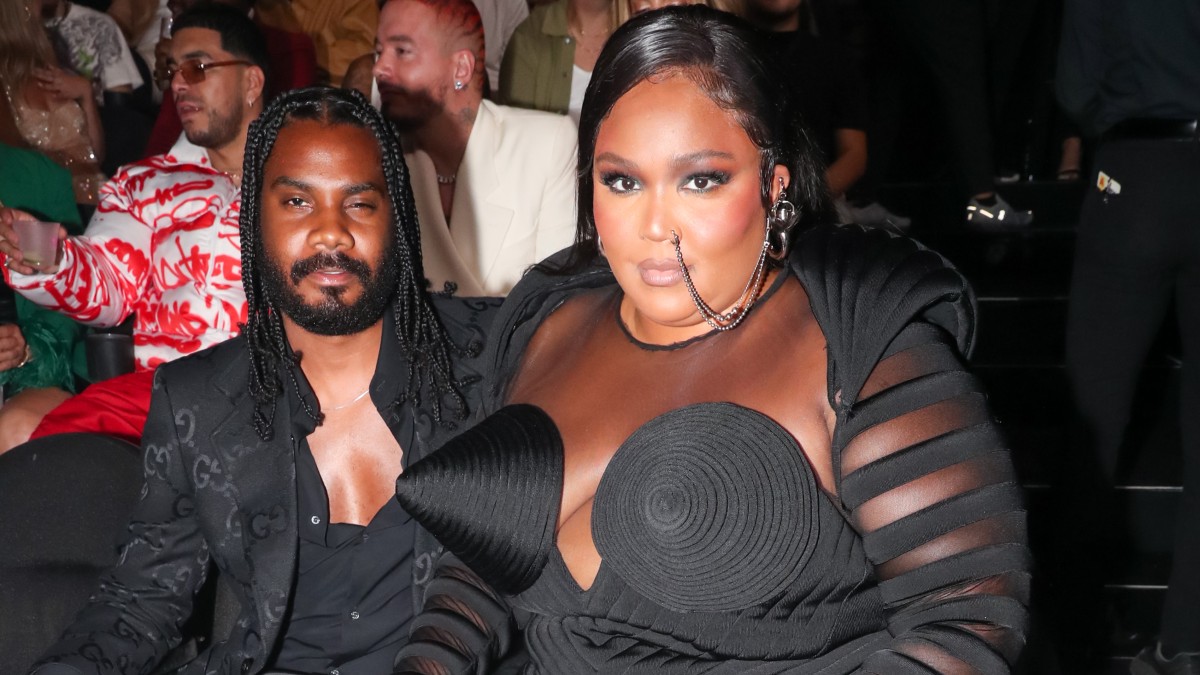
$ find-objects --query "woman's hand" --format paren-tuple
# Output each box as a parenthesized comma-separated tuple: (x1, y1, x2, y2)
(0, 324, 30, 373)
(33, 66, 94, 104)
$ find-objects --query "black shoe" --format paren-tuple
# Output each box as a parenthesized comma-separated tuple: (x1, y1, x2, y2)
(1131, 644, 1200, 675)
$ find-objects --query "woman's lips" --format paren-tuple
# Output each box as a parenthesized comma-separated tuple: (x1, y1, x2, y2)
(638, 259, 685, 287)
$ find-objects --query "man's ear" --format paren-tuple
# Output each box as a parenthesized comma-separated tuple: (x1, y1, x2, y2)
(451, 48, 476, 88)
(245, 64, 266, 108)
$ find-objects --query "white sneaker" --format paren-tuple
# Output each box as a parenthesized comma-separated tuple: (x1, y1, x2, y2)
(839, 200, 913, 233)
(965, 194, 1033, 231)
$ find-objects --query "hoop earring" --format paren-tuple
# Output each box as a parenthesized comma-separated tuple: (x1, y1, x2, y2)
(767, 178, 798, 261)
(597, 236, 606, 256)
(671, 229, 769, 332)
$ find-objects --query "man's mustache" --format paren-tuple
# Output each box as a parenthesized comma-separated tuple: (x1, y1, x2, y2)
(290, 252, 372, 285)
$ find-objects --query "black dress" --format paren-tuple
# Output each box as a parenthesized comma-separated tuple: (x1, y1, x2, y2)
(393, 225, 1030, 674)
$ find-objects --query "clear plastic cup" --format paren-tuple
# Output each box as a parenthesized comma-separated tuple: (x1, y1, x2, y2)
(12, 220, 60, 270)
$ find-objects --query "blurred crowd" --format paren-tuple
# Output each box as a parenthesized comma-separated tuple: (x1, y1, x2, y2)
(0, 0, 1076, 446)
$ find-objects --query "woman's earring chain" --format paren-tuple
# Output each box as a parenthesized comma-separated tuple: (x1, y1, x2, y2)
(671, 229, 769, 332)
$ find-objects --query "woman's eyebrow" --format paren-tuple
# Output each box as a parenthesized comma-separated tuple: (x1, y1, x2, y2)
(594, 152, 636, 169)
(670, 150, 735, 169)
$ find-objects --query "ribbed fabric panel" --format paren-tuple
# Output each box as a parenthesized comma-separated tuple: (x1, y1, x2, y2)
(395, 404, 562, 595)
(840, 427, 1008, 509)
(877, 543, 1031, 603)
(862, 484, 1025, 563)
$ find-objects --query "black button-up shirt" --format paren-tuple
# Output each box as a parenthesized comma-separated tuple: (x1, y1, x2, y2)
(270, 308, 419, 674)
(1058, 0, 1200, 135)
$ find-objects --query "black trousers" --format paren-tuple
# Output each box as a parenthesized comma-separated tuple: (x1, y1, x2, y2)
(1065, 134, 1200, 649)
(882, 0, 1041, 196)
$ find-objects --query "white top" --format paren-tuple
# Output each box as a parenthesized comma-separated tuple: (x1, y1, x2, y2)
(568, 64, 591, 126)
(48, 2, 145, 99)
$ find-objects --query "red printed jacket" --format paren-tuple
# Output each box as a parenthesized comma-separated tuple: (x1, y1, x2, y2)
(3, 135, 246, 371)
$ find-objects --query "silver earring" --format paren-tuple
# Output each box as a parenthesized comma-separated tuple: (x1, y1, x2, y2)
(597, 236, 606, 256)
(671, 229, 769, 331)
(454, 80, 465, 91)
(767, 177, 797, 261)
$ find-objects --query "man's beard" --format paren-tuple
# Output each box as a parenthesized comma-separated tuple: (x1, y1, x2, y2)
(379, 82, 444, 133)
(260, 240, 401, 337)
(184, 103, 243, 149)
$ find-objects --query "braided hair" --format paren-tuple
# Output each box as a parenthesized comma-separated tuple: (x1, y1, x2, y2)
(240, 86, 468, 440)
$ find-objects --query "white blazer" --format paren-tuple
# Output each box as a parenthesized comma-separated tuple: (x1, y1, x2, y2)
(407, 100, 577, 297)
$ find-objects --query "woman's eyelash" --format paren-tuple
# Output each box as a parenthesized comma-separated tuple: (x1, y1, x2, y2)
(683, 171, 731, 191)
(599, 172, 639, 192)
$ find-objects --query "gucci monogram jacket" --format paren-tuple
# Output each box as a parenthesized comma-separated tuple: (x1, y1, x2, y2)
(30, 296, 503, 675)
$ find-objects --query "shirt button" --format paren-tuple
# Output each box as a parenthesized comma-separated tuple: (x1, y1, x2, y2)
(311, 515, 320, 525)
(350, 610, 361, 620)
(331, 670, 340, 675)
(361, 533, 369, 542)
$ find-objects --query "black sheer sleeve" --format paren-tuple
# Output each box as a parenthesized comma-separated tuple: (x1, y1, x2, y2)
(392, 560, 514, 675)
(792, 225, 1029, 672)
(837, 321, 1030, 672)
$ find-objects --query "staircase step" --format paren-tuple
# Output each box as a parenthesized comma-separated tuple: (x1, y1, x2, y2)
(974, 297, 1068, 366)
(978, 366, 1182, 487)
(879, 179, 1087, 232)
(1026, 487, 1180, 559)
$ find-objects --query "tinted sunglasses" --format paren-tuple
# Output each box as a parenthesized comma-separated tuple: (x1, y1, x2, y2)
(164, 58, 251, 85)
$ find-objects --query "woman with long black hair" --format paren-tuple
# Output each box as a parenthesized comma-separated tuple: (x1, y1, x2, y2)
(394, 7, 1029, 673)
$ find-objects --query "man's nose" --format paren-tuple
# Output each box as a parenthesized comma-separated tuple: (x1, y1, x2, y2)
(308, 210, 355, 252)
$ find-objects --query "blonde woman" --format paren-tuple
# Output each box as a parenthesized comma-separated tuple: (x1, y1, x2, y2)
(498, 0, 617, 123)
(0, 0, 106, 204)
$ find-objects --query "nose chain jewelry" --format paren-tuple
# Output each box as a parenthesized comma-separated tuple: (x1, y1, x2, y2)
(671, 228, 770, 331)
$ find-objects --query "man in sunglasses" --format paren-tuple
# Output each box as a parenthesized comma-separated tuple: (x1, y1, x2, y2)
(0, 3, 266, 448)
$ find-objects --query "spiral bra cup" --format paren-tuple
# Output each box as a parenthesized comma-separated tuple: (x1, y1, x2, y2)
(395, 403, 563, 595)
(592, 402, 820, 612)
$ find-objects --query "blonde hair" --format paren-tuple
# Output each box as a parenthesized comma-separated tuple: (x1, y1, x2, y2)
(614, 0, 742, 27)
(0, 0, 55, 89)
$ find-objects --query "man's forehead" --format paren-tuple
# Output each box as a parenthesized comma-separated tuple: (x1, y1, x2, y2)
(380, 0, 450, 37)
(267, 121, 387, 173)
(170, 27, 230, 58)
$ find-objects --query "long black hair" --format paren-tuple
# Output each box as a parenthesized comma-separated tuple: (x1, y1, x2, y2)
(240, 86, 467, 440)
(549, 5, 834, 273)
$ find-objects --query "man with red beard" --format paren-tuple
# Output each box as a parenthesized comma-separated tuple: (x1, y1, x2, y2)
(373, 0, 576, 297)
(0, 3, 265, 449)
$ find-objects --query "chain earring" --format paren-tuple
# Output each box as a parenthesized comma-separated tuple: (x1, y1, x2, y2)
(671, 229, 769, 331)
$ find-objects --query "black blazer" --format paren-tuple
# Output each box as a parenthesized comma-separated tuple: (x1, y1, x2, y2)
(32, 297, 501, 675)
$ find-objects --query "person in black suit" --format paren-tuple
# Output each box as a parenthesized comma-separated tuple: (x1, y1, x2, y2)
(28, 87, 514, 675)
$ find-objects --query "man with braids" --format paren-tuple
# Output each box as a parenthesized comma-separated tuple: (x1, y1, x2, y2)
(0, 3, 267, 447)
(28, 87, 514, 675)
(374, 0, 577, 296)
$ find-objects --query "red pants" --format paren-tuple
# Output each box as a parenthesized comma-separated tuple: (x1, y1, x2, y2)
(31, 370, 156, 446)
